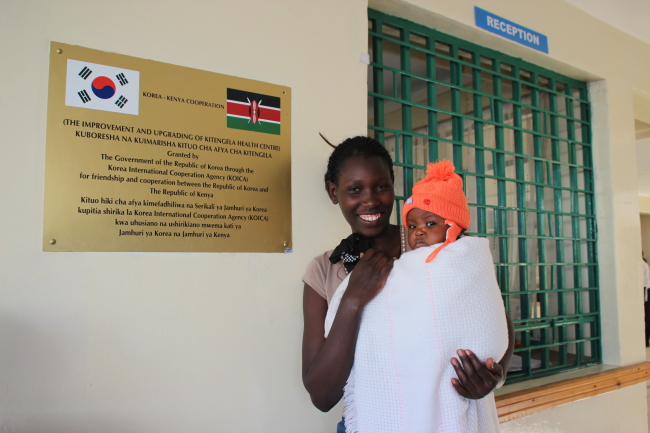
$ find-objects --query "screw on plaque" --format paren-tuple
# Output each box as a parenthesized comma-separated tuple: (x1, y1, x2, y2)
(56, 49, 62, 54)
(50, 239, 57, 245)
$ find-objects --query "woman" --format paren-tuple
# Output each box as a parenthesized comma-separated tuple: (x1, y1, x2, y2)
(301, 136, 513, 428)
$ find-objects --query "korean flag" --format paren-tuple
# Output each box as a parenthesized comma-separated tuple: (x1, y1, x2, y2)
(65, 59, 140, 115)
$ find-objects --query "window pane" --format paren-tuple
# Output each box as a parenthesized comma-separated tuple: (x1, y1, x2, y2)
(368, 11, 597, 383)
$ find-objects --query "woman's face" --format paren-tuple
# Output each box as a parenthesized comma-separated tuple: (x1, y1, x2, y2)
(327, 155, 395, 238)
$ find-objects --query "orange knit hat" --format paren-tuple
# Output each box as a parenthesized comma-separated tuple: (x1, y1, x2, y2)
(402, 159, 470, 262)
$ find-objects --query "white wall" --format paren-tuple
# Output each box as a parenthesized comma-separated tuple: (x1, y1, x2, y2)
(638, 138, 650, 210)
(641, 215, 650, 260)
(2, 0, 650, 432)
(0, 1, 365, 432)
(641, 196, 650, 214)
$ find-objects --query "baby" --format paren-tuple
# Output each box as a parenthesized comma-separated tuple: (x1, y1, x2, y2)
(325, 160, 509, 433)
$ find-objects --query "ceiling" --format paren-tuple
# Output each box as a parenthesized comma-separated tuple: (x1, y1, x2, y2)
(564, 0, 650, 45)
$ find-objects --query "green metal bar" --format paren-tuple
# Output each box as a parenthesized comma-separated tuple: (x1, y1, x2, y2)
(530, 71, 551, 369)
(450, 45, 464, 173)
(512, 66, 530, 334)
(492, 59, 517, 368)
(565, 83, 584, 365)
(548, 78, 568, 366)
(465, 201, 596, 219)
(513, 312, 598, 323)
(494, 261, 596, 266)
(366, 21, 589, 98)
(506, 356, 599, 383)
(510, 336, 598, 350)
(426, 36, 439, 163)
(371, 18, 385, 145)
(364, 47, 591, 124)
(394, 132, 401, 164)
(472, 53, 487, 233)
(580, 86, 600, 362)
(368, 88, 591, 145)
(370, 122, 594, 171)
(507, 287, 598, 295)
(475, 233, 595, 242)
(368, 92, 590, 150)
(401, 28, 414, 196)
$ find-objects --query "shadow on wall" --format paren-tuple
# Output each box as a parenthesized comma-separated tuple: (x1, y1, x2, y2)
(640, 215, 650, 259)
(0, 309, 137, 432)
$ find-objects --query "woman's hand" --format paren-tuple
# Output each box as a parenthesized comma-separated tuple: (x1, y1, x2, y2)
(450, 313, 514, 399)
(342, 248, 394, 307)
(450, 349, 504, 399)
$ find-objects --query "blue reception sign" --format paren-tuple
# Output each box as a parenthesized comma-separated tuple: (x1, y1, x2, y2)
(474, 7, 549, 54)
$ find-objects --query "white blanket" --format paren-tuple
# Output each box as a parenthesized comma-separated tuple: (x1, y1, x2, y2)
(325, 236, 508, 433)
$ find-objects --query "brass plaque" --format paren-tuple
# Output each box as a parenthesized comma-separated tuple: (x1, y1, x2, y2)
(43, 42, 291, 252)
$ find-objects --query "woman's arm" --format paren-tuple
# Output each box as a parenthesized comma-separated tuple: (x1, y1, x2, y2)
(450, 312, 515, 399)
(301, 249, 393, 412)
(301, 283, 361, 411)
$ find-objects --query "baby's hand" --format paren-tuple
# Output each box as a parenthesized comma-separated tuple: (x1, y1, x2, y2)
(450, 349, 504, 399)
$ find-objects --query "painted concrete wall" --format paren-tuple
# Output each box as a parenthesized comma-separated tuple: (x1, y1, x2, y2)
(1, 0, 649, 432)
(637, 137, 650, 217)
(635, 95, 650, 217)
(642, 215, 650, 260)
(0, 1, 363, 432)
(641, 196, 650, 214)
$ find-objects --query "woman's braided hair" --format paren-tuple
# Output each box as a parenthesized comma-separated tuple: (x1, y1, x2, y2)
(322, 135, 395, 191)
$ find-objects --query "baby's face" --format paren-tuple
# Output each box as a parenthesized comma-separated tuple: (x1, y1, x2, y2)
(406, 208, 447, 249)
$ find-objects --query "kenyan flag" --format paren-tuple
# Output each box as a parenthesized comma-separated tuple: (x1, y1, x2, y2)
(226, 88, 281, 135)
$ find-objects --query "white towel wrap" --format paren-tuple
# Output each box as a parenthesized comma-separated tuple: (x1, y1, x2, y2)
(325, 236, 508, 433)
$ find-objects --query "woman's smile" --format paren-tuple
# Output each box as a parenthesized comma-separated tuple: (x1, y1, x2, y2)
(358, 213, 382, 222)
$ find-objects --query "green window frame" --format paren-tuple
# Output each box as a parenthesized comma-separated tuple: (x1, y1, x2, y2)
(368, 9, 599, 383)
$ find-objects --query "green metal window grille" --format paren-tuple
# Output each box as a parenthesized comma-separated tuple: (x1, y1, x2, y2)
(367, 9, 599, 383)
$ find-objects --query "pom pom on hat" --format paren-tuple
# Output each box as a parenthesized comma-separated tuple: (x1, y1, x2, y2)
(424, 158, 456, 182)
